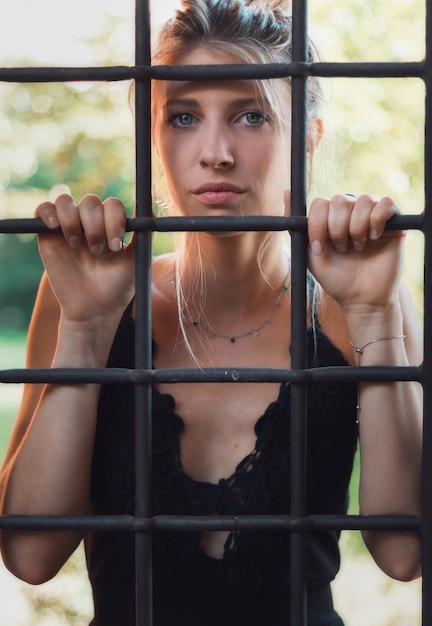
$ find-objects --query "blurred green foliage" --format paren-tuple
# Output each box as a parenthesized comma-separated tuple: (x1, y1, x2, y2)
(0, 4, 424, 624)
(0, 0, 426, 330)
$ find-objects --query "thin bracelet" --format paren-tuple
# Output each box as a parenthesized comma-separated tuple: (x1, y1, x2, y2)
(349, 334, 406, 366)
(349, 334, 406, 423)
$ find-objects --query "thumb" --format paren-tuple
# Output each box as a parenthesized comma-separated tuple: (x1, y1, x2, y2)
(124, 231, 136, 254)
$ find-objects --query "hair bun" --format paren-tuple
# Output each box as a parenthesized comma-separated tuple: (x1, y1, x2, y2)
(246, 0, 291, 12)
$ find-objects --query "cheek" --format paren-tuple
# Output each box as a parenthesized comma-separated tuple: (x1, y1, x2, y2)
(158, 134, 188, 175)
(157, 147, 188, 208)
(256, 141, 290, 185)
(156, 141, 177, 183)
(256, 144, 291, 214)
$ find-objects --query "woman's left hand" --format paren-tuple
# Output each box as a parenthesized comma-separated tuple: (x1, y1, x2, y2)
(306, 193, 404, 310)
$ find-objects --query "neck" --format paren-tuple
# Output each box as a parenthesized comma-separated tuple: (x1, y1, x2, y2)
(178, 231, 288, 305)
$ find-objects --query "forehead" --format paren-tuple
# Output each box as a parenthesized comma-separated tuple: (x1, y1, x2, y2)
(162, 47, 258, 102)
(152, 46, 292, 129)
(177, 46, 243, 68)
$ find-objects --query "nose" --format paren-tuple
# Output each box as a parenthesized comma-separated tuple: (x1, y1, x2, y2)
(198, 121, 234, 170)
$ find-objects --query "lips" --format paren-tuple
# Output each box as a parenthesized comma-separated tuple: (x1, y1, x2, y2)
(192, 182, 245, 204)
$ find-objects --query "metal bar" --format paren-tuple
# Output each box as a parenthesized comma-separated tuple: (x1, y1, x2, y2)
(422, 1, 432, 624)
(0, 61, 425, 83)
(134, 0, 153, 624)
(0, 213, 423, 234)
(0, 3, 427, 625)
(0, 365, 421, 385)
(290, 1, 309, 624)
(0, 514, 419, 533)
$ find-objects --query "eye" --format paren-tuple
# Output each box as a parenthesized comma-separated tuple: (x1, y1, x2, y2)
(241, 110, 270, 125)
(168, 112, 196, 128)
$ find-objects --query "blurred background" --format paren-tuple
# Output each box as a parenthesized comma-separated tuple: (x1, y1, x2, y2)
(0, 0, 424, 623)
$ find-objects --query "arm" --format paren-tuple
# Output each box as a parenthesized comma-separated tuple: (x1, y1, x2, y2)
(307, 193, 422, 581)
(0, 194, 134, 584)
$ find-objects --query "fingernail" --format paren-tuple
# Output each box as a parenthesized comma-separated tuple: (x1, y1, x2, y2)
(48, 214, 60, 229)
(369, 229, 379, 240)
(69, 236, 81, 249)
(90, 242, 105, 255)
(311, 240, 322, 256)
(110, 237, 123, 252)
(353, 240, 364, 251)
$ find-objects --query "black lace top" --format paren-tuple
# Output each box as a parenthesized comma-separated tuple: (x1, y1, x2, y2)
(87, 309, 358, 626)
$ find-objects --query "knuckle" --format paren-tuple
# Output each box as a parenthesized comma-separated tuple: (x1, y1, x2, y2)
(356, 193, 375, 203)
(333, 193, 347, 202)
(349, 224, 367, 241)
(379, 195, 394, 206)
(56, 193, 74, 205)
(35, 201, 54, 215)
(104, 196, 124, 207)
(79, 194, 103, 211)
(330, 229, 347, 241)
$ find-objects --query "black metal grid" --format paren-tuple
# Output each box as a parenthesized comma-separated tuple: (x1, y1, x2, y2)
(0, 1, 428, 625)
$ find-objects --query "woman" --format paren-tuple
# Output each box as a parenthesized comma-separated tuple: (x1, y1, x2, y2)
(0, 1, 422, 625)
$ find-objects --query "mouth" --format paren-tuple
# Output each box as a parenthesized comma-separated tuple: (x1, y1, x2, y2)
(192, 182, 246, 205)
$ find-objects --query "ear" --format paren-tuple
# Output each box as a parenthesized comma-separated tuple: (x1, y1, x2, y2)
(307, 117, 324, 154)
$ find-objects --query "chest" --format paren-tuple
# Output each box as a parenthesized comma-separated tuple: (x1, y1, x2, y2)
(95, 312, 358, 517)
(158, 380, 284, 483)
(154, 332, 291, 483)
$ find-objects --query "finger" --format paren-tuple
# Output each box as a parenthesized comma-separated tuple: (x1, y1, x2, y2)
(77, 194, 108, 255)
(308, 197, 329, 256)
(348, 194, 377, 251)
(54, 194, 83, 249)
(35, 201, 61, 230)
(103, 197, 128, 252)
(327, 194, 354, 253)
(369, 195, 400, 240)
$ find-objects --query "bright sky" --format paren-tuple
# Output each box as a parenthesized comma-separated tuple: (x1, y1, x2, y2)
(0, 0, 182, 64)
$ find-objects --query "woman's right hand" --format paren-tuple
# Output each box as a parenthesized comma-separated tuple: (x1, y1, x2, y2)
(36, 194, 135, 324)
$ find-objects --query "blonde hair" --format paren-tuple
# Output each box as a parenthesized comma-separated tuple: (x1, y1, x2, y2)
(150, 0, 323, 359)
(152, 0, 322, 132)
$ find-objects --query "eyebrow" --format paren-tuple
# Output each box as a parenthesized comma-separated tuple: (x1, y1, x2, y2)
(163, 96, 265, 109)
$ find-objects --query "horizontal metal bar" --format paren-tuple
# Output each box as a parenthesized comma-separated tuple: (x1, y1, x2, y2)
(0, 61, 425, 83)
(0, 365, 421, 385)
(0, 513, 419, 532)
(0, 214, 423, 235)
(153, 61, 426, 80)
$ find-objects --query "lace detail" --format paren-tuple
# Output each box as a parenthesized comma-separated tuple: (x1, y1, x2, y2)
(91, 309, 357, 593)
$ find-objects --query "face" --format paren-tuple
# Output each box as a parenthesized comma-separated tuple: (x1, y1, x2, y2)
(153, 48, 292, 219)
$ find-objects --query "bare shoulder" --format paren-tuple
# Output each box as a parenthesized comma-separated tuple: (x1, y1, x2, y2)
(152, 253, 176, 287)
(151, 253, 176, 312)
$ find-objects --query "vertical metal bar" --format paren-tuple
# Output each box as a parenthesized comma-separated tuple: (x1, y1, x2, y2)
(290, 1, 309, 625)
(134, 0, 153, 624)
(422, 2, 432, 624)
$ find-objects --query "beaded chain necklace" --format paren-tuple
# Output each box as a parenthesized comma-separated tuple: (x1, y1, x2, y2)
(186, 275, 290, 343)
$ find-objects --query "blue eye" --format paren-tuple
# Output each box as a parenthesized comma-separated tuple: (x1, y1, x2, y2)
(243, 111, 269, 125)
(169, 112, 195, 127)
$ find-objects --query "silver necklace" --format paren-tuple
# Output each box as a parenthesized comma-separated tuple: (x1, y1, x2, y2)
(187, 276, 289, 343)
